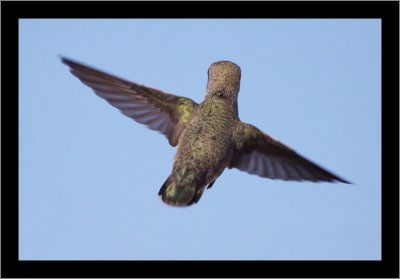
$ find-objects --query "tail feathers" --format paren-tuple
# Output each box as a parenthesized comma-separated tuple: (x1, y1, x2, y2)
(158, 175, 206, 207)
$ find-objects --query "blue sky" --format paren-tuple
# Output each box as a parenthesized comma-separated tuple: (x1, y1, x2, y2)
(19, 19, 381, 260)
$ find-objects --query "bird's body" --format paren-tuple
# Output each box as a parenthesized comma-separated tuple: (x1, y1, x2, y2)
(162, 90, 240, 205)
(61, 58, 350, 207)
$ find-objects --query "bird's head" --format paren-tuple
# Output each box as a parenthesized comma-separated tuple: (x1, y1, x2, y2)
(206, 61, 241, 101)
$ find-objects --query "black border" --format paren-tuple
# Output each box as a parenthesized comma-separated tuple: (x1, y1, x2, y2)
(2, 1, 399, 278)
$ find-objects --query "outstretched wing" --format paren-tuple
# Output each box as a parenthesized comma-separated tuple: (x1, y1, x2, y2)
(61, 57, 198, 146)
(229, 123, 350, 183)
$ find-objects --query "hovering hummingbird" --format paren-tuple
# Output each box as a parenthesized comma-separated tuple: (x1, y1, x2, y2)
(61, 57, 350, 207)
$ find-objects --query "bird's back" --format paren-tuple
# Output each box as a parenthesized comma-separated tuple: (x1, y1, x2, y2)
(158, 99, 238, 206)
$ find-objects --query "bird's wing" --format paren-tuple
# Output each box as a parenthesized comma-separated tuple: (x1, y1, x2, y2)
(61, 57, 198, 146)
(229, 122, 350, 183)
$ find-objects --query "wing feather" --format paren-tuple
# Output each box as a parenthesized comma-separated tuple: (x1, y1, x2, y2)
(229, 123, 350, 184)
(62, 57, 198, 146)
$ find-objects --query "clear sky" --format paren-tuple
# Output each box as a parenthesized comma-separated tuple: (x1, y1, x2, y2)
(19, 19, 381, 260)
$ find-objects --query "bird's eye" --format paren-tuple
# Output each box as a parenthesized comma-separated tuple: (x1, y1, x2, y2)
(207, 69, 209, 75)
(216, 91, 224, 98)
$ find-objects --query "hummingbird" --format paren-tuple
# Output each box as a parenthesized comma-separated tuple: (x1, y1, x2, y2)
(61, 57, 350, 207)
